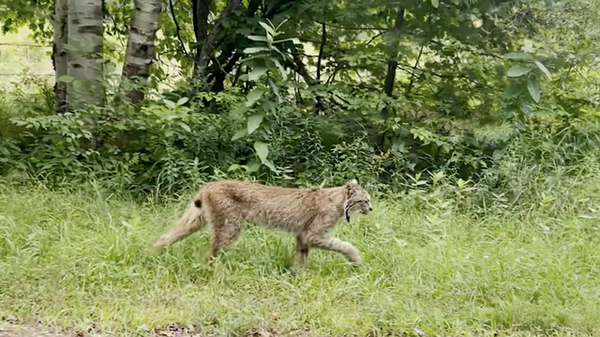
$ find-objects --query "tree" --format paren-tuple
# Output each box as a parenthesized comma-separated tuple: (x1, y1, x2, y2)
(52, 0, 68, 113)
(66, 0, 105, 108)
(122, 0, 163, 103)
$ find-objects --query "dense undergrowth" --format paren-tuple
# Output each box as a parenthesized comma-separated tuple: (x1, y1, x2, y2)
(2, 137, 600, 336)
(2, 70, 600, 337)
(2, 79, 600, 336)
(2, 1, 600, 333)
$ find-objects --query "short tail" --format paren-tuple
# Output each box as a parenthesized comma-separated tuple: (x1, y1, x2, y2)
(151, 191, 206, 251)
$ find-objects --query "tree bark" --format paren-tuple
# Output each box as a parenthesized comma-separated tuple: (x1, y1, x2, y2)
(383, 7, 405, 97)
(52, 0, 68, 113)
(192, 0, 211, 74)
(377, 7, 405, 150)
(193, 0, 242, 80)
(67, 0, 105, 108)
(208, 0, 262, 92)
(122, 0, 162, 103)
(316, 22, 326, 81)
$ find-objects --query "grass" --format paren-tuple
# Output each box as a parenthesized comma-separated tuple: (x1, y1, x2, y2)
(1, 179, 600, 337)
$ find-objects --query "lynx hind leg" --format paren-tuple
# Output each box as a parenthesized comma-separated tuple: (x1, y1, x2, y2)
(295, 235, 310, 268)
(206, 216, 243, 260)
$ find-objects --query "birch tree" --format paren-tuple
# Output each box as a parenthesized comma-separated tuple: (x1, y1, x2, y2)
(66, 0, 104, 107)
(52, 0, 68, 113)
(122, 0, 163, 103)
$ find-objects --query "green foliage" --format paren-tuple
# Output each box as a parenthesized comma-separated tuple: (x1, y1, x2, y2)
(3, 155, 600, 335)
(1, 0, 600, 202)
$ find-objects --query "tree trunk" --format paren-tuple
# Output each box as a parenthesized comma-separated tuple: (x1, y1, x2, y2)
(192, 0, 211, 76)
(208, 0, 262, 92)
(193, 0, 242, 80)
(376, 7, 405, 151)
(52, 0, 68, 113)
(66, 0, 105, 108)
(316, 22, 326, 81)
(122, 0, 163, 103)
(383, 7, 405, 97)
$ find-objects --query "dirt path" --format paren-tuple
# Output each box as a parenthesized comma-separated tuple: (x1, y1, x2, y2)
(0, 320, 315, 337)
(0, 322, 76, 337)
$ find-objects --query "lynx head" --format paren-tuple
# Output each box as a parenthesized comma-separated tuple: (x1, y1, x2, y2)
(343, 178, 372, 222)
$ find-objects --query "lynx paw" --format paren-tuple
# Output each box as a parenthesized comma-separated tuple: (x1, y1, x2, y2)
(348, 248, 362, 266)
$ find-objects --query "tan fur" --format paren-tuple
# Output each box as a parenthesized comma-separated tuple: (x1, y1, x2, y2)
(151, 179, 372, 267)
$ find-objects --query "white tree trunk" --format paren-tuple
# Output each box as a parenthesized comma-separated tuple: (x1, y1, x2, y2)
(122, 0, 162, 103)
(52, 0, 68, 113)
(67, 0, 104, 108)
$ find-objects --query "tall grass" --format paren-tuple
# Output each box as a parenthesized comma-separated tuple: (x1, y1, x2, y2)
(2, 156, 600, 337)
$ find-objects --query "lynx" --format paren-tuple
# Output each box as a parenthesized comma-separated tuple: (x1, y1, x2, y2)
(151, 179, 372, 267)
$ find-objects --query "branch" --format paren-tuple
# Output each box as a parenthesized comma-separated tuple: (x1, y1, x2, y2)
(316, 22, 326, 81)
(365, 30, 386, 46)
(383, 7, 405, 97)
(326, 63, 342, 84)
(264, 0, 295, 18)
(169, 0, 190, 60)
(192, 0, 211, 70)
(406, 44, 424, 95)
(291, 53, 317, 85)
(196, 0, 242, 74)
(315, 21, 388, 31)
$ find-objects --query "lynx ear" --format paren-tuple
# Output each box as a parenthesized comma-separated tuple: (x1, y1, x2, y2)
(347, 178, 359, 186)
(346, 178, 358, 195)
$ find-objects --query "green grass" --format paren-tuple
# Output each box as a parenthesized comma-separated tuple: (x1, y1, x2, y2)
(1, 180, 600, 337)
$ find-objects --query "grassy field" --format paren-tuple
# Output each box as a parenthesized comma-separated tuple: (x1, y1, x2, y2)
(1, 178, 600, 337)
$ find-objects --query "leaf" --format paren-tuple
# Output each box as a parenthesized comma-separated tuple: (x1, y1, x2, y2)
(177, 97, 189, 106)
(58, 75, 75, 83)
(248, 67, 268, 81)
(245, 89, 265, 107)
(243, 47, 270, 54)
(534, 60, 552, 80)
(228, 164, 243, 171)
(254, 141, 269, 163)
(247, 114, 263, 134)
(527, 78, 540, 103)
(268, 78, 281, 101)
(503, 83, 522, 98)
(259, 21, 276, 37)
(262, 158, 278, 173)
(231, 104, 248, 116)
(272, 38, 298, 45)
(505, 52, 533, 61)
(178, 121, 191, 132)
(232, 128, 247, 140)
(271, 58, 287, 78)
(246, 161, 260, 173)
(247, 35, 268, 42)
(270, 45, 287, 59)
(518, 99, 532, 115)
(507, 65, 532, 77)
(163, 99, 176, 110)
(72, 79, 84, 92)
(431, 0, 439, 8)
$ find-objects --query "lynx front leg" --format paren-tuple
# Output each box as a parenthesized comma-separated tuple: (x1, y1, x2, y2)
(306, 236, 361, 265)
(295, 235, 310, 268)
(305, 215, 361, 265)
